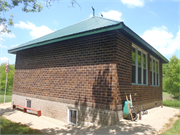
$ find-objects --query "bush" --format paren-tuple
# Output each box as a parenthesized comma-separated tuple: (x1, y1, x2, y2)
(163, 100, 180, 107)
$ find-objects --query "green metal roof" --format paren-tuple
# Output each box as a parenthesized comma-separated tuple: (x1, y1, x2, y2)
(8, 16, 168, 63)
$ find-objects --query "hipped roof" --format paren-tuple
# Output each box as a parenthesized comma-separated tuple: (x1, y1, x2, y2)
(8, 16, 168, 63)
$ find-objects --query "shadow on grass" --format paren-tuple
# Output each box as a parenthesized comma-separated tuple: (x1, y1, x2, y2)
(0, 116, 44, 134)
(40, 121, 156, 135)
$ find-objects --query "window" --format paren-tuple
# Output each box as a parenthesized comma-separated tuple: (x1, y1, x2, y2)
(26, 99, 31, 112)
(150, 56, 159, 86)
(132, 47, 136, 83)
(132, 44, 148, 85)
(150, 58, 152, 85)
(138, 51, 141, 84)
(68, 108, 78, 125)
(143, 54, 146, 84)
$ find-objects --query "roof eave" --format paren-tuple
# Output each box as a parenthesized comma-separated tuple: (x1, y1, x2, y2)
(8, 23, 123, 54)
(121, 23, 168, 63)
(8, 21, 168, 63)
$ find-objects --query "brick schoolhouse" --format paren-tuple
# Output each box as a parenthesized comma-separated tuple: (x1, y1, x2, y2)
(8, 16, 168, 125)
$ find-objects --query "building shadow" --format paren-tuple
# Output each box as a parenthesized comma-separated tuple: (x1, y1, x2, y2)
(73, 66, 113, 126)
(0, 107, 16, 116)
(40, 121, 157, 135)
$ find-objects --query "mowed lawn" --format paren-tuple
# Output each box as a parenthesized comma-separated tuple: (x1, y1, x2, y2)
(0, 116, 44, 134)
(161, 92, 180, 135)
(161, 115, 180, 135)
(0, 95, 12, 103)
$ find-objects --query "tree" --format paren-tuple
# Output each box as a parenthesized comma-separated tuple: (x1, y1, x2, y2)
(163, 56, 180, 95)
(0, 0, 79, 33)
(0, 63, 15, 91)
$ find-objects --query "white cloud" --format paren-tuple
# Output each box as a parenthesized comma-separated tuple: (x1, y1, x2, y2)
(101, 10, 123, 21)
(0, 44, 8, 48)
(141, 26, 180, 58)
(0, 57, 8, 63)
(14, 21, 54, 39)
(121, 0, 144, 8)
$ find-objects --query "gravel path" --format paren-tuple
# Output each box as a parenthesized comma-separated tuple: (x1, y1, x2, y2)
(0, 102, 179, 135)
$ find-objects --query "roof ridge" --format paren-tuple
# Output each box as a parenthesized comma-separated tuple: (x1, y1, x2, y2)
(93, 16, 121, 23)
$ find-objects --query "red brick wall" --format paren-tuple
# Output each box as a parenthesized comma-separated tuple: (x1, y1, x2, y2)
(115, 31, 162, 110)
(13, 30, 162, 111)
(13, 31, 119, 110)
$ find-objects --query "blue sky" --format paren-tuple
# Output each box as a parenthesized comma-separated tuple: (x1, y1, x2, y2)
(0, 0, 179, 64)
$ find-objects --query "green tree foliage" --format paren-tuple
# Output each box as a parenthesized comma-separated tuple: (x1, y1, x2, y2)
(0, 63, 15, 91)
(0, 0, 43, 33)
(0, 0, 79, 33)
(163, 56, 180, 95)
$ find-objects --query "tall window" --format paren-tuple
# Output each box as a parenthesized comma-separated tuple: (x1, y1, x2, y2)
(138, 51, 141, 84)
(156, 61, 159, 85)
(153, 60, 155, 85)
(150, 58, 152, 85)
(132, 44, 148, 85)
(132, 47, 136, 83)
(150, 56, 159, 86)
(143, 54, 146, 84)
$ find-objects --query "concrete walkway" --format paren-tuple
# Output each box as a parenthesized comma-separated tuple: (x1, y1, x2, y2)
(0, 102, 179, 135)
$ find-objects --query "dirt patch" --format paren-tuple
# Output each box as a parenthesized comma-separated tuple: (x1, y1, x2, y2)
(157, 113, 180, 134)
(163, 92, 179, 101)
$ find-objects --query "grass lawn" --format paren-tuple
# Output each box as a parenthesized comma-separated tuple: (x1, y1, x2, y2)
(163, 92, 180, 109)
(161, 115, 180, 135)
(0, 116, 44, 134)
(0, 95, 12, 103)
(161, 92, 180, 134)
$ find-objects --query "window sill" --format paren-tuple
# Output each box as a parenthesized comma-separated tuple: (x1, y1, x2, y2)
(150, 85, 159, 87)
(131, 83, 148, 86)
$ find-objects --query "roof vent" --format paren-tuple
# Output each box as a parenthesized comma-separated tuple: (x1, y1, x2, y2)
(91, 6, 95, 16)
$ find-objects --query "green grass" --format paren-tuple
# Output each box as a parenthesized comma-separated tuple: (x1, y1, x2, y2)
(161, 116, 180, 135)
(0, 90, 12, 95)
(0, 95, 12, 103)
(0, 116, 44, 134)
(163, 100, 180, 107)
(161, 92, 180, 134)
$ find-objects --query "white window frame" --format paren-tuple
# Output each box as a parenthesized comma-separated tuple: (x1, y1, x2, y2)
(67, 107, 78, 126)
(132, 43, 148, 85)
(150, 56, 159, 86)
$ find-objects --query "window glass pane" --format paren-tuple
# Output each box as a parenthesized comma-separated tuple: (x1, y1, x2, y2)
(70, 110, 77, 124)
(138, 51, 141, 67)
(153, 60, 155, 72)
(156, 61, 158, 85)
(143, 69, 146, 84)
(138, 67, 141, 84)
(154, 72, 156, 85)
(156, 61, 158, 73)
(150, 71, 152, 85)
(143, 54, 146, 69)
(150, 58, 152, 85)
(132, 65, 136, 83)
(150, 58, 152, 71)
(132, 47, 136, 65)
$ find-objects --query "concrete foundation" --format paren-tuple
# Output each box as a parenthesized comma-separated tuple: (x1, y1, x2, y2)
(12, 94, 123, 125)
